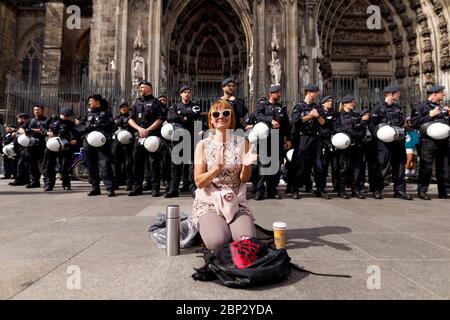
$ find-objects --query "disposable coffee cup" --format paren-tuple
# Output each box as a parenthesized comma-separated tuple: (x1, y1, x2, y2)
(273, 222, 287, 249)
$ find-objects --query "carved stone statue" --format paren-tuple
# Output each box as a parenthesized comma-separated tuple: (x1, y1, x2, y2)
(409, 56, 420, 77)
(360, 58, 369, 78)
(269, 19, 282, 85)
(160, 54, 167, 94)
(131, 16, 147, 97)
(248, 49, 254, 99)
(269, 51, 282, 85)
(299, 54, 311, 90)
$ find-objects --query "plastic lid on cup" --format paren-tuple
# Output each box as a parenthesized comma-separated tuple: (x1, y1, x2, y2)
(273, 222, 287, 229)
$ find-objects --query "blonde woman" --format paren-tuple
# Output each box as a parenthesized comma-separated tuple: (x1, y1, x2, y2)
(193, 100, 258, 251)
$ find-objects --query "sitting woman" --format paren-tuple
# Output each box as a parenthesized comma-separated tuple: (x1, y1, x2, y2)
(193, 100, 258, 252)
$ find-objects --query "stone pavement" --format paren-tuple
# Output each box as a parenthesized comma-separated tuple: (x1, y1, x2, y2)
(0, 179, 449, 300)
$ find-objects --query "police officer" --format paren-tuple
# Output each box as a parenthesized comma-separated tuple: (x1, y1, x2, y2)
(128, 81, 165, 197)
(319, 95, 339, 193)
(334, 96, 369, 199)
(220, 78, 249, 128)
(42, 108, 79, 191)
(9, 113, 31, 186)
(291, 84, 330, 200)
(370, 85, 412, 200)
(25, 105, 47, 188)
(112, 100, 134, 191)
(165, 86, 202, 198)
(79, 94, 116, 197)
(1, 125, 17, 180)
(411, 85, 450, 200)
(360, 108, 377, 195)
(158, 95, 172, 192)
(255, 85, 292, 200)
(244, 111, 259, 195)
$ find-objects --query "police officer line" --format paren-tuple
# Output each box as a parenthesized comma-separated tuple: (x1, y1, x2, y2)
(2, 81, 449, 201)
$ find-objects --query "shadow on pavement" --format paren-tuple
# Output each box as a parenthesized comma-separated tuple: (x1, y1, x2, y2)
(286, 226, 353, 251)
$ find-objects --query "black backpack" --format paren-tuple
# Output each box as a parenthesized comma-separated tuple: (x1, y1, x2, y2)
(192, 227, 351, 289)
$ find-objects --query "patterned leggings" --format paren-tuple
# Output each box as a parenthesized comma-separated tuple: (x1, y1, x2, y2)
(198, 212, 256, 252)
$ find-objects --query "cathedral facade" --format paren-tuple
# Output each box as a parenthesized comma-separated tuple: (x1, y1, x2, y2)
(1, 0, 449, 123)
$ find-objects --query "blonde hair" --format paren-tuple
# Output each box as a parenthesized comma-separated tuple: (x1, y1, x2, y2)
(338, 102, 345, 112)
(208, 100, 236, 130)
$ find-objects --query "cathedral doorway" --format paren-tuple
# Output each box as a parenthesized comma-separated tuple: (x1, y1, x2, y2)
(163, 0, 251, 110)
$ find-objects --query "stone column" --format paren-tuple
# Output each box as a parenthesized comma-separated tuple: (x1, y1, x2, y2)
(254, 0, 267, 99)
(284, 0, 299, 109)
(41, 0, 65, 91)
(147, 0, 162, 95)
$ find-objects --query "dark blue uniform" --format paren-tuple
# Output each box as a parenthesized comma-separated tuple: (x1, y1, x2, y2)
(319, 107, 339, 192)
(411, 100, 450, 196)
(166, 101, 201, 197)
(25, 116, 47, 187)
(112, 112, 134, 190)
(12, 119, 32, 186)
(370, 102, 407, 195)
(130, 94, 165, 195)
(244, 112, 259, 194)
(255, 99, 291, 199)
(291, 102, 326, 195)
(334, 111, 368, 197)
(1, 129, 16, 179)
(78, 105, 115, 193)
(42, 118, 79, 190)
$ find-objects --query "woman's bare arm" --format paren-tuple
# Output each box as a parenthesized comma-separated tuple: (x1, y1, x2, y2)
(240, 140, 256, 183)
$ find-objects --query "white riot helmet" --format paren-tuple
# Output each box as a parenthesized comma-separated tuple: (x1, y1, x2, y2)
(46, 137, 69, 153)
(286, 149, 295, 162)
(144, 136, 161, 153)
(332, 133, 352, 150)
(247, 129, 258, 145)
(87, 131, 106, 148)
(161, 122, 175, 141)
(116, 130, 133, 145)
(17, 134, 33, 147)
(253, 122, 270, 140)
(426, 122, 450, 140)
(2, 144, 16, 158)
(376, 124, 405, 143)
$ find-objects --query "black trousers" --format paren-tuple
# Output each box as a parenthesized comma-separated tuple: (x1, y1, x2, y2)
(169, 139, 195, 193)
(112, 140, 134, 188)
(336, 145, 365, 193)
(321, 141, 339, 191)
(43, 148, 73, 188)
(84, 140, 114, 191)
(360, 140, 377, 192)
(418, 138, 449, 195)
(25, 145, 45, 185)
(15, 147, 30, 184)
(3, 156, 16, 178)
(160, 140, 172, 185)
(374, 140, 407, 193)
(133, 140, 161, 192)
(292, 135, 326, 192)
(256, 157, 281, 197)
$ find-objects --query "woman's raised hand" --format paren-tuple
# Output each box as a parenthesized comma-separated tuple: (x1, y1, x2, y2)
(215, 145, 226, 172)
(243, 144, 258, 167)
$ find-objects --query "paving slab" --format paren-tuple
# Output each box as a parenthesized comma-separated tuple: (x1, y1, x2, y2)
(1, 179, 449, 300)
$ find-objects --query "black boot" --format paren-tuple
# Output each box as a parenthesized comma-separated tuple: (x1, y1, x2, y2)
(87, 186, 101, 196)
(339, 189, 351, 200)
(165, 190, 179, 198)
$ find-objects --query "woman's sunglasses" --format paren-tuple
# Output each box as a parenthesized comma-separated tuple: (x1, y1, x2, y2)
(212, 109, 232, 119)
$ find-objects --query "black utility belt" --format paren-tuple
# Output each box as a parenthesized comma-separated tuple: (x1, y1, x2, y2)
(299, 132, 320, 137)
